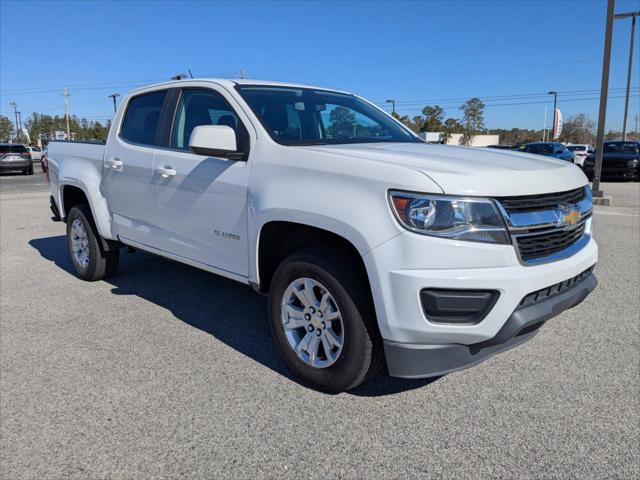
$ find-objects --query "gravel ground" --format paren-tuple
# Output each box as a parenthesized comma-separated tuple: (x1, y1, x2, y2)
(1, 175, 638, 479)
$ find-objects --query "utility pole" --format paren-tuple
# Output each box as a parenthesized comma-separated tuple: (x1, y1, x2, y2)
(548, 91, 558, 140)
(593, 0, 615, 197)
(635, 114, 639, 138)
(108, 93, 120, 113)
(614, 11, 639, 140)
(542, 106, 548, 142)
(16, 112, 22, 141)
(64, 87, 71, 141)
(386, 99, 396, 115)
(9, 102, 19, 142)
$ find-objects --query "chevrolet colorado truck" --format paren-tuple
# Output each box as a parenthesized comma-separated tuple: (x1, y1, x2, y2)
(48, 79, 598, 392)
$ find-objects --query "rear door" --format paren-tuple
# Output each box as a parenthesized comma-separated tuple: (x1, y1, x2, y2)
(103, 89, 169, 245)
(151, 86, 252, 277)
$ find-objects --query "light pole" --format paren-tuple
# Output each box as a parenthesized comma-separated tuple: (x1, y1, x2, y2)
(9, 101, 19, 142)
(108, 93, 120, 113)
(548, 91, 558, 140)
(593, 0, 615, 197)
(614, 11, 639, 140)
(386, 99, 396, 115)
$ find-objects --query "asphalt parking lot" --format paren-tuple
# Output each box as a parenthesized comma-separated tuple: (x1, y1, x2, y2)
(1, 172, 638, 479)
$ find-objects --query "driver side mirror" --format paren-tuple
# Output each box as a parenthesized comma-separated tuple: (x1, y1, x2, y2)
(189, 125, 243, 159)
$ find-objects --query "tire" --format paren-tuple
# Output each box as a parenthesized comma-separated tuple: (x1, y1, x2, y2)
(66, 204, 119, 281)
(268, 249, 383, 392)
(27, 167, 33, 175)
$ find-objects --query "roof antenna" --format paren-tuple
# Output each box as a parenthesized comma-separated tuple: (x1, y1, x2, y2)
(171, 73, 189, 80)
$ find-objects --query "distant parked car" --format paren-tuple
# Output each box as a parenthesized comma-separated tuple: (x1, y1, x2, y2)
(567, 144, 594, 167)
(0, 144, 34, 175)
(485, 144, 514, 150)
(26, 146, 43, 162)
(517, 142, 575, 162)
(583, 141, 640, 182)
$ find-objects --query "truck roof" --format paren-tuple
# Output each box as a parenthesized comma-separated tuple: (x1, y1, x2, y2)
(128, 78, 350, 95)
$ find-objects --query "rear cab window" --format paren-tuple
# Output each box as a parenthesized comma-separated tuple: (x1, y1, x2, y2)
(120, 90, 168, 146)
(0, 145, 28, 154)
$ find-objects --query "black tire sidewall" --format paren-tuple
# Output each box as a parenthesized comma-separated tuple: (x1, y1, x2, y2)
(66, 205, 103, 281)
(269, 254, 377, 392)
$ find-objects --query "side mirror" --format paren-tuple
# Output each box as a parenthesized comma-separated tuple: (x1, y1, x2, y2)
(189, 125, 240, 158)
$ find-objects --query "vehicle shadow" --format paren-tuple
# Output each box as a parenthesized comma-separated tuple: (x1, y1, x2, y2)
(29, 235, 439, 397)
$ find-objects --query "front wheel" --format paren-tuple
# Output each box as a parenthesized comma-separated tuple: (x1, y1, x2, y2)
(268, 251, 383, 392)
(66, 204, 119, 281)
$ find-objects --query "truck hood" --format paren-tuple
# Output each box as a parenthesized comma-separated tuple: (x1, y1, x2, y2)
(301, 143, 587, 196)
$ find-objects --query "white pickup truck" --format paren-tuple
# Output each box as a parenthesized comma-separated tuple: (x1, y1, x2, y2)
(48, 78, 598, 392)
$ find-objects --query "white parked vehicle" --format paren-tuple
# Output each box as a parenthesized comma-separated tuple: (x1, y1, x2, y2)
(567, 144, 595, 167)
(47, 79, 598, 391)
(26, 145, 43, 162)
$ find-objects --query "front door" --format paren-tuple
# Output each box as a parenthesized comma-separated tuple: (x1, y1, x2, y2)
(152, 87, 251, 277)
(103, 89, 167, 245)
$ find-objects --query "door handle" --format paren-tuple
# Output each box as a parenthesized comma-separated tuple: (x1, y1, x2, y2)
(105, 158, 123, 170)
(157, 166, 176, 178)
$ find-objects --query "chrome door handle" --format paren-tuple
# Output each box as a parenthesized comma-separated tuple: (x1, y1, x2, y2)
(157, 166, 176, 178)
(105, 158, 123, 170)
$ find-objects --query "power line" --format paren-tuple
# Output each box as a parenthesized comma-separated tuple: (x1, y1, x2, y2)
(336, 56, 628, 86)
(376, 86, 638, 107)
(392, 93, 640, 115)
(0, 71, 238, 96)
(257, 32, 598, 77)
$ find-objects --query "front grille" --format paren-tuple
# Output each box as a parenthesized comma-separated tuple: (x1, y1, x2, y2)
(518, 266, 595, 308)
(516, 223, 586, 262)
(498, 187, 586, 213)
(607, 160, 629, 168)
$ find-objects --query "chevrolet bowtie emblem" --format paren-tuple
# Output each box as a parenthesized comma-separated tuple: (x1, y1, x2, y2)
(562, 209, 580, 226)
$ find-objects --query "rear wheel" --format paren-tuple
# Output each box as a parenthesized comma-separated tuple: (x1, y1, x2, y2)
(66, 204, 119, 281)
(268, 250, 383, 392)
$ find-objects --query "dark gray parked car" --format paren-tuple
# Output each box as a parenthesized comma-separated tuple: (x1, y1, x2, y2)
(0, 144, 33, 175)
(517, 142, 575, 162)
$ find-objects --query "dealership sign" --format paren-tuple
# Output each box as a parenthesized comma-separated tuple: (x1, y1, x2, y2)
(553, 108, 563, 140)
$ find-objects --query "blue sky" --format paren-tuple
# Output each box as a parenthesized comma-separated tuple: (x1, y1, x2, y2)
(1, 0, 639, 131)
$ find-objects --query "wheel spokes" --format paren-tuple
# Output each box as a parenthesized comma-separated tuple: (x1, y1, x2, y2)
(307, 335, 321, 364)
(283, 305, 306, 330)
(281, 277, 344, 369)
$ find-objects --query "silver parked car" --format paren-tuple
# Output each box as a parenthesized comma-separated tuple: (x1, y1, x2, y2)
(0, 144, 34, 175)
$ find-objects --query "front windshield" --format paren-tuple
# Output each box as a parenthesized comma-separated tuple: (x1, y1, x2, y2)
(603, 142, 639, 153)
(567, 145, 586, 152)
(236, 85, 420, 146)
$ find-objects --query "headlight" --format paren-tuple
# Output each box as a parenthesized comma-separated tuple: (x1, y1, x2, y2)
(628, 159, 639, 167)
(388, 191, 510, 244)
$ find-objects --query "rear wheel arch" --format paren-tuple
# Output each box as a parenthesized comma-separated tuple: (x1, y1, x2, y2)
(60, 184, 118, 252)
(61, 184, 91, 220)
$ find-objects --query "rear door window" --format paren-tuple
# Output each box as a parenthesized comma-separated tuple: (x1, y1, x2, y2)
(120, 90, 167, 146)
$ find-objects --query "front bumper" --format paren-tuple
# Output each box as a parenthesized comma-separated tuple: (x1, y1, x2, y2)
(384, 269, 597, 378)
(584, 164, 638, 179)
(363, 222, 598, 377)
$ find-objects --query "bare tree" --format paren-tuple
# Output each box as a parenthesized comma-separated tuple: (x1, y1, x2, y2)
(561, 114, 595, 144)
